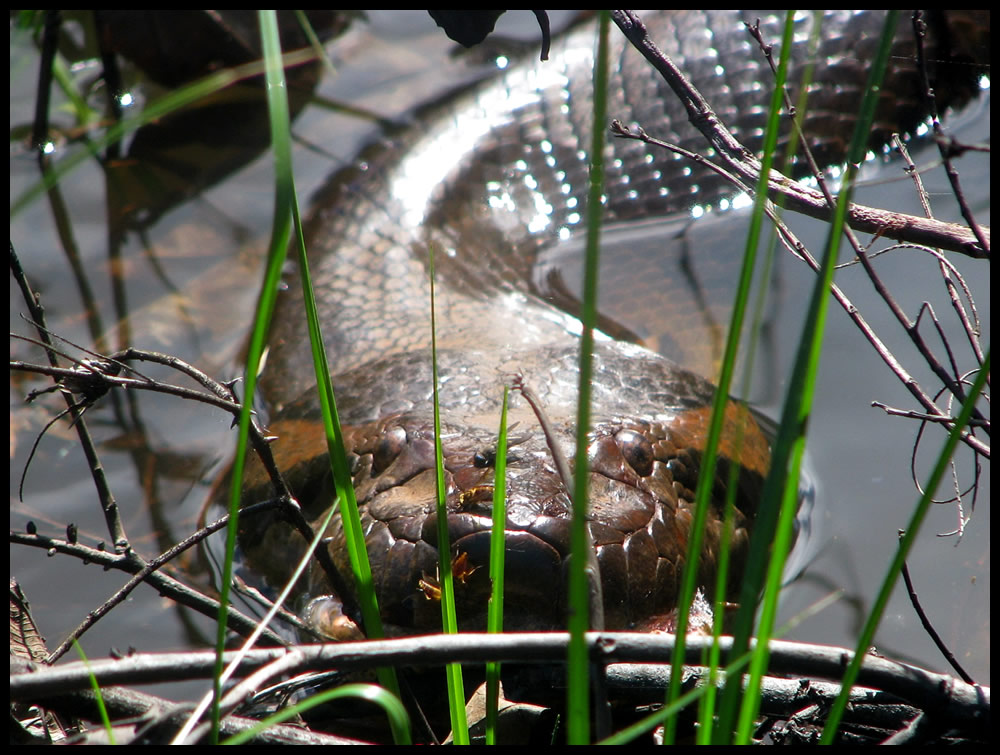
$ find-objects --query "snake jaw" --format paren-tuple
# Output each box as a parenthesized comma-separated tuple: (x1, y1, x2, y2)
(254, 407, 759, 639)
(232, 357, 766, 640)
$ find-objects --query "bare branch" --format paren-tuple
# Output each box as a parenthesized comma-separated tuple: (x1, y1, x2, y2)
(10, 529, 287, 647)
(608, 11, 989, 258)
(11, 243, 129, 551)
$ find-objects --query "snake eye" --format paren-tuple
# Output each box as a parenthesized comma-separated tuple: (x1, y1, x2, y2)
(616, 429, 654, 477)
(372, 425, 407, 476)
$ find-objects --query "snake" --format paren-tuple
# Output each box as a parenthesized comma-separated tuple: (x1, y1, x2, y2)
(227, 10, 988, 638)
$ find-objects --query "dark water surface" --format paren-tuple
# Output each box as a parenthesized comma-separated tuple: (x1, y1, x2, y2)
(10, 10, 989, 708)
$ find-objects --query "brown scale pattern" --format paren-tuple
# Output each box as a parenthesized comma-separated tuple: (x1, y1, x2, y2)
(224, 11, 988, 637)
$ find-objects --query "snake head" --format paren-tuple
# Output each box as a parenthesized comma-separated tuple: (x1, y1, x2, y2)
(233, 381, 768, 639)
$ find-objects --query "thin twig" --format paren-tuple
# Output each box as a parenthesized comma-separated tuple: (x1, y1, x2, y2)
(893, 135, 935, 219)
(13, 308, 348, 642)
(611, 124, 989, 460)
(11, 243, 129, 551)
(609, 11, 989, 460)
(739, 12, 989, 432)
(9, 667, 365, 744)
(10, 530, 286, 647)
(510, 373, 575, 503)
(608, 12, 989, 258)
(893, 135, 986, 366)
(42, 499, 290, 662)
(898, 536, 975, 684)
(910, 11, 991, 257)
(11, 633, 990, 732)
(872, 402, 989, 427)
(11, 348, 292, 500)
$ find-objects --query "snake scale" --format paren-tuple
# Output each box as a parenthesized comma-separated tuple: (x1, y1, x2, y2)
(225, 10, 988, 638)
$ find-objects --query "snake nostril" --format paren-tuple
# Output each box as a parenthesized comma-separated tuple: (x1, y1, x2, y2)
(347, 452, 362, 476)
(372, 425, 408, 476)
(616, 429, 655, 477)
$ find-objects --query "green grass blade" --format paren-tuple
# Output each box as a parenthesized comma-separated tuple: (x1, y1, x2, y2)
(272, 17, 405, 732)
(73, 639, 115, 745)
(49, 54, 100, 128)
(721, 10, 796, 742)
(663, 10, 795, 745)
(208, 11, 296, 744)
(206, 13, 401, 744)
(428, 245, 470, 743)
(222, 683, 412, 746)
(291, 183, 404, 702)
(11, 45, 316, 218)
(484, 387, 510, 745)
(566, 11, 611, 745)
(603, 644, 757, 745)
(736, 13, 902, 743)
(696, 485, 737, 743)
(709, 30, 823, 734)
(715, 11, 902, 744)
(820, 351, 989, 743)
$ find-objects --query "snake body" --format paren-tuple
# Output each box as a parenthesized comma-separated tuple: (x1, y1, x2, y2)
(232, 11, 988, 637)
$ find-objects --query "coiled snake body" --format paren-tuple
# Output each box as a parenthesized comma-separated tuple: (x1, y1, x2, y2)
(229, 10, 987, 637)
